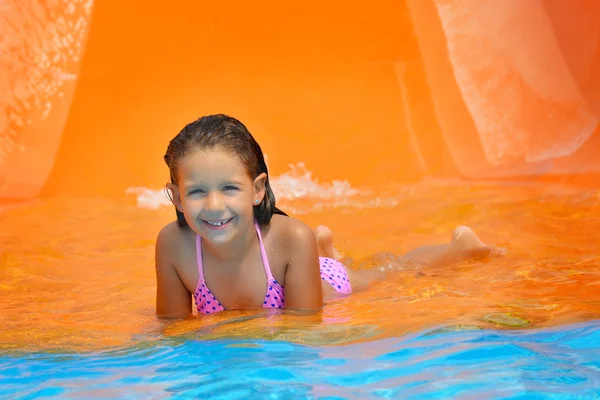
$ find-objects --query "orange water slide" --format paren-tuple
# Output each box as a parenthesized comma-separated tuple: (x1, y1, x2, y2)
(1, 0, 599, 201)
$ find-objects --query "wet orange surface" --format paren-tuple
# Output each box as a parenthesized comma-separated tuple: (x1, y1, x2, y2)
(2, 181, 600, 352)
(2, 1, 600, 353)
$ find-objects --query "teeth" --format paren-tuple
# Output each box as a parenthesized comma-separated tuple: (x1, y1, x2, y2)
(206, 219, 229, 226)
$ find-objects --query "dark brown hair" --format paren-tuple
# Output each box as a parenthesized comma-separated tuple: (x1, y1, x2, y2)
(163, 114, 286, 227)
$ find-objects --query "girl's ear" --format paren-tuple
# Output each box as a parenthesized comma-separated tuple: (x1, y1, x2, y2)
(166, 183, 184, 211)
(253, 173, 267, 204)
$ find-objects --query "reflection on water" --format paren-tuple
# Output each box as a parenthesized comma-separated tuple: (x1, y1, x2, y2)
(2, 321, 600, 398)
(1, 182, 600, 351)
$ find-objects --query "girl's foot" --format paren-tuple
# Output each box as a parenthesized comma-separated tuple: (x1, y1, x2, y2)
(314, 225, 342, 259)
(451, 226, 506, 262)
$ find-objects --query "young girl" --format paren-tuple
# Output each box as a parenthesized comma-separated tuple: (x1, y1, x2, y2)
(156, 114, 503, 319)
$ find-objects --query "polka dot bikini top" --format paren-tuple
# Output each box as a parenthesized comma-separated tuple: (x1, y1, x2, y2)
(193, 220, 285, 315)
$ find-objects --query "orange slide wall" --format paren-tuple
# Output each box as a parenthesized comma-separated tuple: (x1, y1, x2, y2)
(2, 0, 599, 201)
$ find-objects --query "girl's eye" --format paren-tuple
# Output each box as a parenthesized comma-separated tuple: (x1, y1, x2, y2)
(188, 189, 205, 195)
(223, 186, 238, 191)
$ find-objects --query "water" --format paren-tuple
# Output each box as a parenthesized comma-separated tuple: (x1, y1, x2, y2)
(2, 168, 600, 397)
(2, 322, 599, 399)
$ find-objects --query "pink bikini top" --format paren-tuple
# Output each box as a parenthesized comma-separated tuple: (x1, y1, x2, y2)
(193, 220, 285, 314)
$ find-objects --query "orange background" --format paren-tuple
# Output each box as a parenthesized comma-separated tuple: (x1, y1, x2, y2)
(2, 0, 600, 201)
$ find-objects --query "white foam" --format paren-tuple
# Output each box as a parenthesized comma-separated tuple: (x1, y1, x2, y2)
(125, 187, 172, 209)
(270, 163, 365, 200)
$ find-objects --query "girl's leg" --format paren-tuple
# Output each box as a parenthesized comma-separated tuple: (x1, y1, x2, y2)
(402, 226, 505, 267)
(314, 225, 505, 268)
(313, 224, 505, 294)
(314, 226, 387, 292)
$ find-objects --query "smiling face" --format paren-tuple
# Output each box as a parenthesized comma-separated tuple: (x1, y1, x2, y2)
(171, 148, 266, 244)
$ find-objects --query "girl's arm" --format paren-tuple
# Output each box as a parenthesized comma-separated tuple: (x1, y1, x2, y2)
(155, 224, 192, 319)
(283, 220, 324, 311)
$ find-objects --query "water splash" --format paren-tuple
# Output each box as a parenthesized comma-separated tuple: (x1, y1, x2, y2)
(270, 162, 364, 200)
(125, 186, 172, 209)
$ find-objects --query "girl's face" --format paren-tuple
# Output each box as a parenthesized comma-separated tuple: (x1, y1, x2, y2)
(173, 148, 266, 244)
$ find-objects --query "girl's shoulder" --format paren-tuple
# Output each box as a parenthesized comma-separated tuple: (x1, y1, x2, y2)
(265, 214, 317, 251)
(156, 221, 194, 255)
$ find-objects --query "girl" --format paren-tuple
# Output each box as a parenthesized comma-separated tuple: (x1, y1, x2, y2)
(156, 114, 503, 319)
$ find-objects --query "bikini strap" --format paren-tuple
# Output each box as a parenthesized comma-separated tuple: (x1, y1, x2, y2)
(197, 223, 272, 281)
(254, 220, 274, 281)
(195, 234, 205, 281)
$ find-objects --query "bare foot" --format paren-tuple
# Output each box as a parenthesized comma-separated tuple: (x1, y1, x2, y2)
(451, 226, 506, 262)
(314, 225, 342, 259)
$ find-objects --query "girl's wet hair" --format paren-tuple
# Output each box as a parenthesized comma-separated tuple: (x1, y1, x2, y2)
(163, 114, 287, 228)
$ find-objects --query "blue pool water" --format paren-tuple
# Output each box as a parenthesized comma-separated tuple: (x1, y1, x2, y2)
(2, 321, 599, 399)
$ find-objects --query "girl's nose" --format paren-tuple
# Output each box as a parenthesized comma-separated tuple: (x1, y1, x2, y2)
(205, 191, 224, 212)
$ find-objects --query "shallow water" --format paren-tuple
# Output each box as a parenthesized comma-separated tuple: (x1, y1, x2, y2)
(2, 181, 600, 397)
(1, 322, 599, 399)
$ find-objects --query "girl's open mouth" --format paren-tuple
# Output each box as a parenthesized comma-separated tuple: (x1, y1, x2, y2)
(202, 217, 234, 229)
